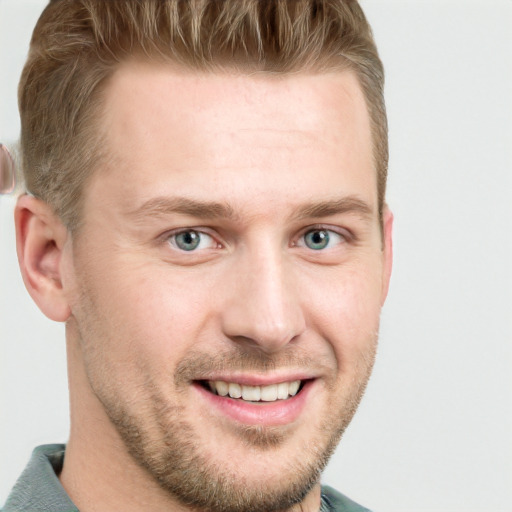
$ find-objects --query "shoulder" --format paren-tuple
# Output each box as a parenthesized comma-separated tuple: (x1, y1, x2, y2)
(1, 445, 78, 512)
(321, 485, 374, 512)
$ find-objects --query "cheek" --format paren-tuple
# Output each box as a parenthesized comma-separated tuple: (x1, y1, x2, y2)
(96, 262, 218, 364)
(300, 263, 383, 361)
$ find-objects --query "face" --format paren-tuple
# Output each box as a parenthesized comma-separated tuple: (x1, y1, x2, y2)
(64, 63, 392, 512)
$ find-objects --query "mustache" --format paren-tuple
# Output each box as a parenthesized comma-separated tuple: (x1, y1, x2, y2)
(174, 347, 333, 385)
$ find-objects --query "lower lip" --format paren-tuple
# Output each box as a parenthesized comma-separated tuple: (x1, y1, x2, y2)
(194, 381, 313, 427)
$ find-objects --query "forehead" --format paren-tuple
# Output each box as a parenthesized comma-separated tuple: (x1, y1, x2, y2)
(89, 62, 375, 216)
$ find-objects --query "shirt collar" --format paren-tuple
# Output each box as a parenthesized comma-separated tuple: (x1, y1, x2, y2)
(2, 444, 78, 512)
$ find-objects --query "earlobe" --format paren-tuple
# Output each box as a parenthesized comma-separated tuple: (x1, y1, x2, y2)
(380, 206, 394, 304)
(15, 195, 72, 322)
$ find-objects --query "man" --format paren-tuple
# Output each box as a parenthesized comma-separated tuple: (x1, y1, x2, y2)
(2, 1, 392, 511)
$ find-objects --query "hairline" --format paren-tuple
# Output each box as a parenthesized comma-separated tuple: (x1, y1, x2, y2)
(70, 55, 382, 235)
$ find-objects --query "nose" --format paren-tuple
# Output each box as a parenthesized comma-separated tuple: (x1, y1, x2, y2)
(220, 245, 306, 354)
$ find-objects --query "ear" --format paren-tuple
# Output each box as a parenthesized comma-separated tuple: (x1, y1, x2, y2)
(15, 195, 72, 322)
(380, 205, 394, 305)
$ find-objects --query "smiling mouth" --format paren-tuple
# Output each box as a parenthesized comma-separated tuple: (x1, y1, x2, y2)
(200, 380, 305, 403)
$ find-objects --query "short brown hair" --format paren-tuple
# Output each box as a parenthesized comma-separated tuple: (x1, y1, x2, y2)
(19, 0, 387, 231)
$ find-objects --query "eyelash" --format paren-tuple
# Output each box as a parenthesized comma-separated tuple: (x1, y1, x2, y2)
(295, 225, 353, 250)
(166, 229, 220, 252)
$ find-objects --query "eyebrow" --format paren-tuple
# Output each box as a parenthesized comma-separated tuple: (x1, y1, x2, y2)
(126, 196, 238, 222)
(292, 196, 374, 221)
(126, 195, 374, 223)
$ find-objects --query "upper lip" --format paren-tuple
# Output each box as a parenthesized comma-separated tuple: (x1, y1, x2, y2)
(196, 373, 315, 387)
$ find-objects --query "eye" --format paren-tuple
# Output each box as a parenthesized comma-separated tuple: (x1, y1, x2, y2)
(301, 228, 345, 250)
(168, 230, 217, 252)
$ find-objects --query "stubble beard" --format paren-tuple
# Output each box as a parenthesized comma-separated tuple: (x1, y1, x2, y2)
(87, 350, 376, 512)
(74, 281, 378, 512)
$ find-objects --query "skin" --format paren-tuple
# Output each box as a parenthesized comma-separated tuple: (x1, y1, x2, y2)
(15, 63, 393, 512)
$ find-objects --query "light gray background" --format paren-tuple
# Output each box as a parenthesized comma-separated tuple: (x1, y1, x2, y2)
(1, 1, 511, 511)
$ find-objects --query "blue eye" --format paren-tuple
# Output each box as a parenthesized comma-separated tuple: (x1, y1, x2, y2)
(304, 229, 330, 250)
(175, 231, 201, 251)
(169, 230, 216, 251)
(302, 229, 344, 250)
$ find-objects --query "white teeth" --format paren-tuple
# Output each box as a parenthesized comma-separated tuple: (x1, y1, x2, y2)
(277, 382, 289, 400)
(208, 380, 302, 402)
(228, 382, 242, 398)
(242, 385, 261, 401)
(215, 381, 229, 397)
(260, 384, 278, 402)
(288, 380, 300, 396)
